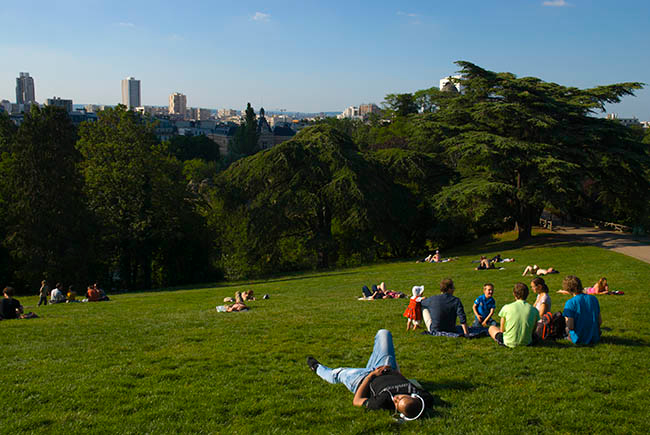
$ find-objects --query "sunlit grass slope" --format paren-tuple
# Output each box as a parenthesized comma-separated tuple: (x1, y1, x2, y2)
(2, 231, 649, 434)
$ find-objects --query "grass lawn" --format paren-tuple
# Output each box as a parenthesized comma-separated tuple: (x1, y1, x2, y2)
(2, 230, 650, 434)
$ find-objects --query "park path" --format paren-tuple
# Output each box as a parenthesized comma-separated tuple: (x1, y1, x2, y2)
(550, 224, 650, 265)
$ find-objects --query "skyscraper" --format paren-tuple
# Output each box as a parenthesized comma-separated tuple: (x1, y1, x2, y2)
(121, 77, 141, 109)
(16, 72, 36, 104)
(168, 92, 187, 117)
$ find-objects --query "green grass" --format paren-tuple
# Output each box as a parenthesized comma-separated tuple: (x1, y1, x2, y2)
(2, 230, 650, 434)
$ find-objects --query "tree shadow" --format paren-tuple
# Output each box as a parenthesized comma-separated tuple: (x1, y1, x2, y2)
(449, 232, 583, 258)
(116, 270, 358, 295)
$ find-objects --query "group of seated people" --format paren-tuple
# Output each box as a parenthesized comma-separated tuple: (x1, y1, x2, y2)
(40, 280, 109, 304)
(412, 275, 601, 346)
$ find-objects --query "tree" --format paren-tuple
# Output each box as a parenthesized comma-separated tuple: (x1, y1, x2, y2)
(0, 112, 17, 285)
(166, 134, 221, 162)
(2, 106, 91, 288)
(210, 124, 421, 277)
(425, 61, 647, 240)
(228, 103, 259, 161)
(383, 93, 419, 117)
(77, 105, 196, 289)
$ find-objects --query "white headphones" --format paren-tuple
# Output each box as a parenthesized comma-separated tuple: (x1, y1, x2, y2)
(399, 393, 426, 421)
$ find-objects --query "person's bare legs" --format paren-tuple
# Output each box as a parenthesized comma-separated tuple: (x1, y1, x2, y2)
(488, 325, 501, 341)
(522, 265, 533, 276)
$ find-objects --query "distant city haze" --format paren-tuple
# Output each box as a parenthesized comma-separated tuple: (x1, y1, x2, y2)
(1, 1, 649, 118)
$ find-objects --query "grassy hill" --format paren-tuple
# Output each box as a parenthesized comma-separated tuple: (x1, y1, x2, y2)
(2, 231, 649, 434)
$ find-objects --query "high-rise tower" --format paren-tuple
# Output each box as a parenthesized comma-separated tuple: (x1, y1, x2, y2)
(168, 92, 187, 117)
(16, 72, 36, 104)
(121, 77, 141, 109)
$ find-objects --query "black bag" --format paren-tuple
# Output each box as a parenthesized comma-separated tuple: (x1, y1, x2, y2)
(534, 312, 566, 341)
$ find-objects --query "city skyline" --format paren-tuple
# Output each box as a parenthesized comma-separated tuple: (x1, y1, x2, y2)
(1, 1, 649, 117)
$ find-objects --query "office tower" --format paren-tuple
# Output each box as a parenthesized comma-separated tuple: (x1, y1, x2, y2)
(16, 72, 36, 104)
(121, 77, 141, 109)
(168, 92, 187, 116)
(46, 97, 73, 113)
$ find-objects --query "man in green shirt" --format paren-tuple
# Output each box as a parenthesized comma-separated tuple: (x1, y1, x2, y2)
(488, 282, 540, 347)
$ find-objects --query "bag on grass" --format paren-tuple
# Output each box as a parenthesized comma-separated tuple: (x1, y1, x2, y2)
(534, 311, 566, 341)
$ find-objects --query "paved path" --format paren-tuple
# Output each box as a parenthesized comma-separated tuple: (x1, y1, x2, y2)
(550, 224, 650, 265)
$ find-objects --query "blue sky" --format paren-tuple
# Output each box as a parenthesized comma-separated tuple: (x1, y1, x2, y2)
(2, 0, 649, 117)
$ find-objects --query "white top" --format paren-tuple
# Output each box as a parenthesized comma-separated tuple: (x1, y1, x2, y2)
(534, 293, 551, 314)
(50, 288, 65, 302)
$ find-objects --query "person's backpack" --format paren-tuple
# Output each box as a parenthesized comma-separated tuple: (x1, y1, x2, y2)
(534, 312, 566, 341)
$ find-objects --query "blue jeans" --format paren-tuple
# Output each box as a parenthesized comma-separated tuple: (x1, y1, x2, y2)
(316, 329, 398, 393)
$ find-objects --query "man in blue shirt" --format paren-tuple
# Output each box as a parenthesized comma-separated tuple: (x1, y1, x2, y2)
(562, 275, 601, 344)
(420, 278, 469, 336)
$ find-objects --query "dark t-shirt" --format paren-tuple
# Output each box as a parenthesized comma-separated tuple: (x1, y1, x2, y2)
(363, 370, 433, 411)
(421, 293, 467, 332)
(0, 298, 21, 319)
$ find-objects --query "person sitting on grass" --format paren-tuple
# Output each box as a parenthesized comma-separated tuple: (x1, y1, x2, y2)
(420, 278, 470, 336)
(50, 283, 66, 304)
(1, 286, 24, 320)
(0, 286, 37, 320)
(531, 277, 551, 316)
(472, 283, 497, 327)
(488, 282, 540, 347)
(86, 285, 100, 302)
(562, 275, 601, 345)
(66, 286, 79, 303)
(93, 283, 110, 301)
(522, 265, 558, 276)
(307, 329, 433, 421)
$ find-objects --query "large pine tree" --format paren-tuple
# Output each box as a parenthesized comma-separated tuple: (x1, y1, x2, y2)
(427, 61, 648, 239)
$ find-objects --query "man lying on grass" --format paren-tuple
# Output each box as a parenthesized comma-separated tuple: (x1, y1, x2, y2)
(307, 329, 433, 421)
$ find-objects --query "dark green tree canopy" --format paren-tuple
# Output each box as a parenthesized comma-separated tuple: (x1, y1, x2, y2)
(383, 93, 419, 117)
(77, 105, 190, 289)
(3, 106, 91, 286)
(228, 102, 260, 161)
(211, 124, 445, 275)
(426, 61, 647, 239)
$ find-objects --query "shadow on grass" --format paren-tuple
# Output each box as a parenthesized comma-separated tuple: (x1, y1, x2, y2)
(532, 335, 648, 348)
(449, 231, 586, 258)
(117, 270, 358, 295)
(600, 335, 649, 347)
(416, 380, 473, 419)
